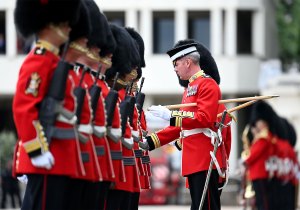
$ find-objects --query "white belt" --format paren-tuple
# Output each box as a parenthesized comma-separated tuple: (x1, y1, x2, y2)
(131, 130, 139, 139)
(123, 137, 134, 145)
(93, 126, 107, 134)
(78, 124, 93, 134)
(181, 128, 213, 138)
(107, 127, 122, 139)
(57, 114, 77, 125)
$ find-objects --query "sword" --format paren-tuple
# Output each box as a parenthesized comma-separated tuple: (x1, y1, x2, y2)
(199, 110, 228, 210)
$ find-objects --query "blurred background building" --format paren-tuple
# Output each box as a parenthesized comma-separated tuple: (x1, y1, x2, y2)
(0, 0, 300, 207)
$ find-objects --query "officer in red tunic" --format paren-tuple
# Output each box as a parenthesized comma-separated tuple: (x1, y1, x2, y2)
(140, 42, 223, 210)
(243, 101, 276, 210)
(13, 0, 81, 209)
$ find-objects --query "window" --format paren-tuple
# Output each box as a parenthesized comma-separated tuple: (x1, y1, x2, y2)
(153, 11, 174, 54)
(0, 11, 6, 54)
(104, 11, 125, 27)
(188, 11, 210, 50)
(237, 10, 252, 54)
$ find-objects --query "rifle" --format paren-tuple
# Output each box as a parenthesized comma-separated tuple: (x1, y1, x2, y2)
(105, 73, 119, 127)
(89, 64, 102, 120)
(136, 77, 145, 121)
(73, 65, 90, 143)
(39, 42, 76, 143)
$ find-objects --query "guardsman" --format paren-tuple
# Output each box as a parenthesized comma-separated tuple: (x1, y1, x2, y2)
(140, 41, 223, 210)
(105, 24, 141, 210)
(243, 101, 276, 210)
(125, 27, 148, 210)
(12, 0, 81, 209)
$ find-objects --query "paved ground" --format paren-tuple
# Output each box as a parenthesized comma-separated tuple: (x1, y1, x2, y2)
(139, 205, 241, 210)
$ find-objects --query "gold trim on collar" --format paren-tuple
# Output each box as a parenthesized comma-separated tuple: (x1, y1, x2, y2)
(36, 40, 59, 56)
(188, 70, 204, 83)
(69, 42, 88, 54)
(99, 57, 112, 67)
(116, 78, 130, 86)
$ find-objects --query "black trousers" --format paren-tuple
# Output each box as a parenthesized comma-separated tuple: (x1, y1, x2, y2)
(21, 174, 69, 210)
(98, 181, 111, 210)
(106, 189, 132, 210)
(252, 179, 270, 210)
(187, 170, 220, 210)
(129, 192, 140, 210)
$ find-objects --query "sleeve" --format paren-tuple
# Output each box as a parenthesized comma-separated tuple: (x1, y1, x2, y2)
(170, 79, 220, 129)
(145, 126, 181, 151)
(13, 54, 55, 157)
(244, 139, 269, 166)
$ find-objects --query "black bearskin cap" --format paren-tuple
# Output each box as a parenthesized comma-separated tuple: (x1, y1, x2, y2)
(99, 12, 117, 57)
(136, 67, 142, 80)
(282, 118, 297, 147)
(14, 0, 81, 38)
(174, 39, 220, 85)
(69, 1, 91, 42)
(85, 0, 106, 49)
(249, 101, 277, 133)
(125, 27, 146, 68)
(105, 24, 140, 80)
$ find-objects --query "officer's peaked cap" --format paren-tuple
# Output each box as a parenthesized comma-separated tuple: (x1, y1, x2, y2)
(125, 27, 146, 68)
(14, 0, 81, 38)
(174, 39, 220, 85)
(167, 43, 198, 62)
(69, 1, 91, 42)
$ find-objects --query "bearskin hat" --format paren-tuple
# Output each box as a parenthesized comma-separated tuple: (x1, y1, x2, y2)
(125, 27, 146, 68)
(281, 118, 297, 147)
(99, 12, 117, 57)
(14, 0, 81, 38)
(69, 1, 91, 42)
(249, 101, 278, 133)
(105, 24, 140, 80)
(173, 39, 220, 85)
(84, 0, 106, 49)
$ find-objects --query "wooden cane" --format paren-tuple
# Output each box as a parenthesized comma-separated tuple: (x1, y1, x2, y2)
(165, 95, 279, 110)
(217, 100, 258, 122)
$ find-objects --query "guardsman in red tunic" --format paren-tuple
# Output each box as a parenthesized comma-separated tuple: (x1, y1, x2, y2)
(105, 24, 141, 210)
(140, 42, 223, 210)
(125, 27, 148, 210)
(243, 101, 276, 210)
(12, 0, 80, 210)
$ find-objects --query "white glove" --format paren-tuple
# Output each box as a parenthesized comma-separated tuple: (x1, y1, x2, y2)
(17, 175, 28, 184)
(139, 138, 149, 150)
(145, 111, 170, 129)
(31, 151, 54, 170)
(147, 105, 171, 121)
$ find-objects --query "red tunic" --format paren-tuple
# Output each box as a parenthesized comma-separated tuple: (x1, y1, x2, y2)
(114, 89, 140, 192)
(147, 74, 222, 176)
(13, 47, 81, 177)
(101, 81, 126, 183)
(245, 129, 274, 180)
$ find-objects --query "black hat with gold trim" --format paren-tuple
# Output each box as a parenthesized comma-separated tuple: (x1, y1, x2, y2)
(173, 39, 220, 85)
(105, 24, 140, 80)
(14, 0, 81, 38)
(125, 27, 145, 68)
(69, 1, 91, 42)
(85, 0, 106, 49)
(99, 12, 116, 57)
(167, 43, 198, 62)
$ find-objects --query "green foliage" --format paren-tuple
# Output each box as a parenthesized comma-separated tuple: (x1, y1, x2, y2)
(274, 0, 300, 67)
(0, 131, 17, 170)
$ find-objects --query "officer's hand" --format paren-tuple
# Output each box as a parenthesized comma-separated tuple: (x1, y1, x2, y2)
(17, 175, 28, 184)
(139, 138, 149, 150)
(147, 105, 171, 121)
(145, 111, 170, 129)
(31, 151, 54, 170)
